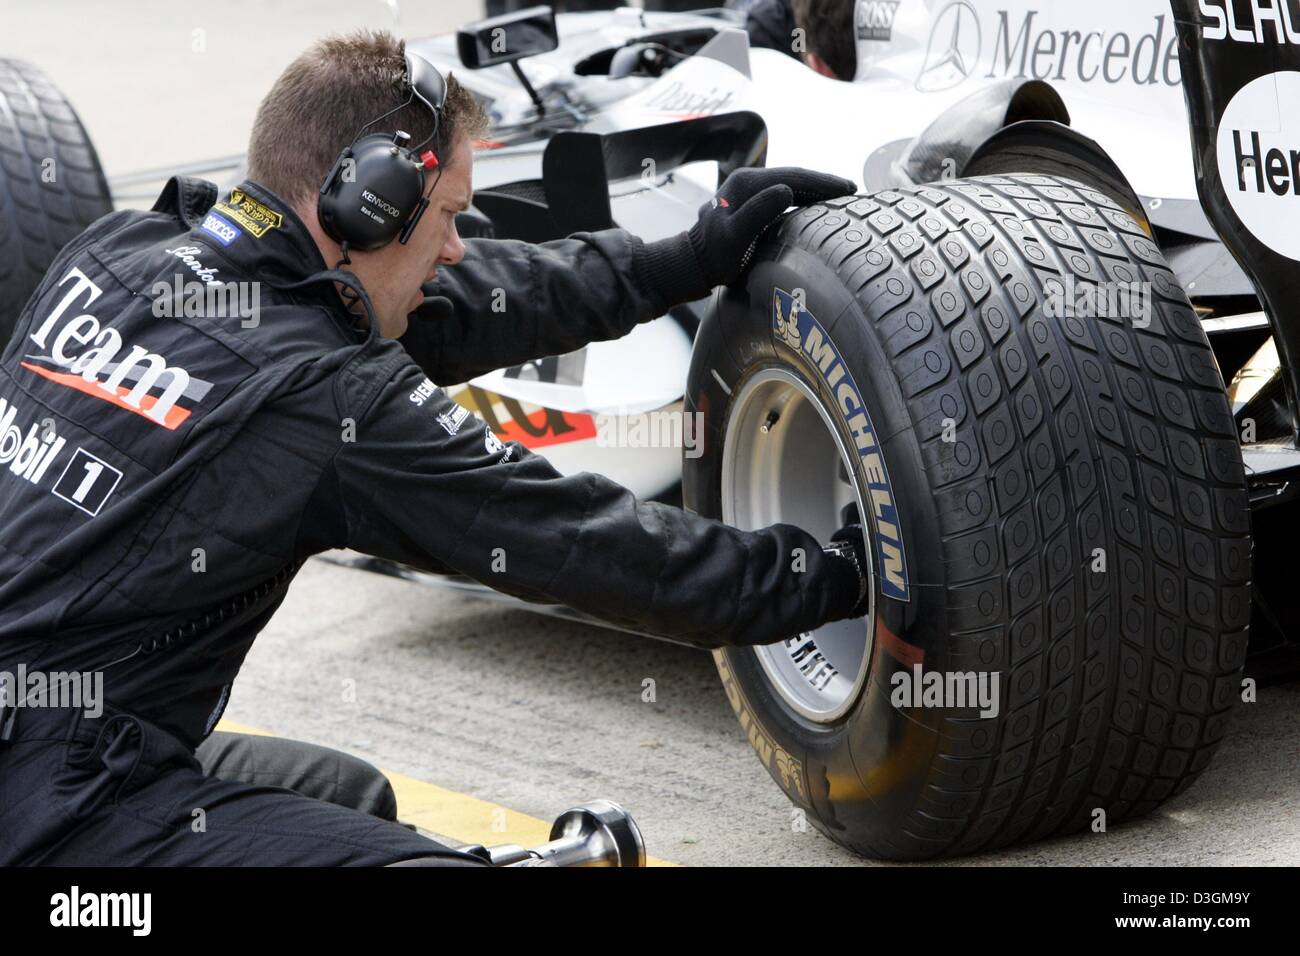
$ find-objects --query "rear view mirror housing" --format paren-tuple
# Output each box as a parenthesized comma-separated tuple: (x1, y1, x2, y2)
(457, 6, 559, 70)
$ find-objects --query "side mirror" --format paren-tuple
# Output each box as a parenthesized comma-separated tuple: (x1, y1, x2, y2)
(458, 6, 559, 70)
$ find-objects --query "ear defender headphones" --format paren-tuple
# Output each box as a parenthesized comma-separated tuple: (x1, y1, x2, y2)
(317, 48, 448, 255)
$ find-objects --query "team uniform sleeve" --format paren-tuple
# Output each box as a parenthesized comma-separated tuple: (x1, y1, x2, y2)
(329, 360, 855, 648)
(397, 229, 674, 386)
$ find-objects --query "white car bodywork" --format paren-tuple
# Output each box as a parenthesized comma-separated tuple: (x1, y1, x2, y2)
(411, 0, 1200, 501)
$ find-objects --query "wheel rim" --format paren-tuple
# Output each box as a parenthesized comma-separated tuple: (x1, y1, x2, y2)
(721, 366, 875, 723)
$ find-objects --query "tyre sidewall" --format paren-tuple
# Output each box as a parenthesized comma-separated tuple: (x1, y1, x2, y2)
(685, 232, 965, 855)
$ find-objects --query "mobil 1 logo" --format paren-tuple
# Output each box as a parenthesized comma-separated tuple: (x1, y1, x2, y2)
(52, 448, 123, 516)
(1217, 70, 1300, 260)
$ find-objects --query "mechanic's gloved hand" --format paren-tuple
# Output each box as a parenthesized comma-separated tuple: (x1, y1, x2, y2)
(688, 167, 859, 283)
(823, 523, 871, 620)
(637, 166, 857, 307)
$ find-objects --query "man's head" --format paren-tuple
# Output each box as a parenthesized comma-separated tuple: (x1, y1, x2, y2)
(247, 30, 489, 337)
(793, 0, 858, 81)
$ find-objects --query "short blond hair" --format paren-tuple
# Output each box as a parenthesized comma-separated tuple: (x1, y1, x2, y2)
(247, 30, 488, 206)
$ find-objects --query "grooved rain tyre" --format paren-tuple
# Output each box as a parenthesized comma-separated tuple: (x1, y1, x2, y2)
(683, 174, 1252, 860)
(0, 58, 112, 344)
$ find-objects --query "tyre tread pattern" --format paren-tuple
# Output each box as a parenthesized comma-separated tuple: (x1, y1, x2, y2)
(782, 175, 1250, 858)
(0, 57, 112, 342)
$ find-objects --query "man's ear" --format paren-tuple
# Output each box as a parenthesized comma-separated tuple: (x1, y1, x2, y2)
(805, 51, 839, 80)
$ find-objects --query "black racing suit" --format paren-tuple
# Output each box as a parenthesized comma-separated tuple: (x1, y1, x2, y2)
(0, 177, 855, 864)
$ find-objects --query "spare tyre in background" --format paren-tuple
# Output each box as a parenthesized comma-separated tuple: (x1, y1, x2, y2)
(0, 58, 112, 344)
(683, 174, 1252, 860)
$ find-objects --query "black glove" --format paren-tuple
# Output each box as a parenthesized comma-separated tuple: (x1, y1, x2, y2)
(637, 166, 857, 306)
(823, 523, 871, 619)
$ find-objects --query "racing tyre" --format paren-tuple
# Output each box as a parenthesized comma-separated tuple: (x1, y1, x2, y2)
(0, 58, 112, 344)
(684, 174, 1252, 859)
(964, 134, 1153, 236)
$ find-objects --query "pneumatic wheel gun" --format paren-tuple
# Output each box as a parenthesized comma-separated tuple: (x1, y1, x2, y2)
(462, 800, 646, 867)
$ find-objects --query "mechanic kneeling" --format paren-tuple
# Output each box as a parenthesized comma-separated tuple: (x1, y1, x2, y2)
(0, 31, 866, 866)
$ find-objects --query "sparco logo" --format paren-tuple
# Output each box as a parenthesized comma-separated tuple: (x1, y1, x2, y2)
(857, 1, 901, 42)
(0, 397, 65, 486)
(1199, 0, 1300, 43)
(24, 267, 199, 429)
(362, 190, 401, 218)
(1216, 71, 1300, 260)
(918, 4, 1181, 91)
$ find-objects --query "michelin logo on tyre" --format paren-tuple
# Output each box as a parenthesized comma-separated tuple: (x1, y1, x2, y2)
(773, 288, 910, 602)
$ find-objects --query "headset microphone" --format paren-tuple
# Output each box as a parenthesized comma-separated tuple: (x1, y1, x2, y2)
(398, 196, 430, 245)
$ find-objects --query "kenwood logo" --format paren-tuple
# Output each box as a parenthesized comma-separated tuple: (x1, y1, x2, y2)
(24, 267, 202, 429)
(362, 190, 401, 218)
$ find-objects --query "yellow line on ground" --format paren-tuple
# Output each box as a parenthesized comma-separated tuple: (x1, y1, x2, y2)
(216, 719, 675, 866)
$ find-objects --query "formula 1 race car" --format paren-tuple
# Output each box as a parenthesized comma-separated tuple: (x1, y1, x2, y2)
(415, 0, 1254, 499)
(0, 0, 1293, 860)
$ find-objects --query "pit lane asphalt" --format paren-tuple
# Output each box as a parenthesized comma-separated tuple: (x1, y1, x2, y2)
(221, 557, 1300, 866)
(6, 0, 1298, 867)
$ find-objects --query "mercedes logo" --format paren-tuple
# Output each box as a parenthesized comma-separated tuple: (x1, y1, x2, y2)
(916, 0, 982, 92)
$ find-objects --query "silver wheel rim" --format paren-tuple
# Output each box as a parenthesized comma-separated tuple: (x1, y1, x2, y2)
(721, 366, 875, 723)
